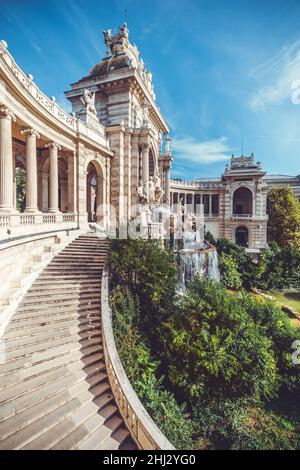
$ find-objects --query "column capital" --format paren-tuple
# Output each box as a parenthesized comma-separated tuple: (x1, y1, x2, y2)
(45, 142, 61, 151)
(141, 142, 150, 150)
(0, 106, 16, 122)
(21, 127, 40, 139)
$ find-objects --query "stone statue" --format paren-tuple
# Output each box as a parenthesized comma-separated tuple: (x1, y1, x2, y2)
(81, 89, 97, 115)
(137, 178, 147, 205)
(137, 178, 152, 227)
(154, 173, 164, 205)
(103, 23, 129, 56)
(147, 177, 156, 208)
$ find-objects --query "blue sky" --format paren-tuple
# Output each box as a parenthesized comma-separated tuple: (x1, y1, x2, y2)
(1, 0, 300, 179)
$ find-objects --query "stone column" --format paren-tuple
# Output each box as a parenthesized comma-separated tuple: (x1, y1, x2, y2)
(0, 106, 16, 212)
(21, 128, 40, 212)
(209, 194, 212, 217)
(164, 155, 172, 205)
(141, 143, 149, 182)
(45, 142, 61, 213)
(67, 151, 77, 212)
(191, 193, 195, 214)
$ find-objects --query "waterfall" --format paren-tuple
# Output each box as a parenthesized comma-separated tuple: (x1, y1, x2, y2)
(179, 246, 220, 292)
(207, 249, 221, 282)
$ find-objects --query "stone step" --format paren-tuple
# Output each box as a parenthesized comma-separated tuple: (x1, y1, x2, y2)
(21, 389, 114, 450)
(50, 407, 121, 450)
(0, 234, 134, 449)
(36, 274, 103, 281)
(0, 380, 111, 450)
(0, 350, 104, 389)
(0, 366, 107, 423)
(97, 426, 132, 450)
(26, 285, 101, 297)
(20, 291, 101, 306)
(2, 329, 102, 362)
(78, 415, 126, 450)
(7, 307, 100, 325)
(0, 339, 102, 375)
(0, 317, 101, 346)
(0, 337, 102, 374)
(28, 283, 101, 293)
(16, 298, 101, 313)
(0, 352, 104, 403)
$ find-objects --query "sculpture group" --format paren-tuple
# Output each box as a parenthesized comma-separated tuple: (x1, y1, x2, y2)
(137, 172, 165, 226)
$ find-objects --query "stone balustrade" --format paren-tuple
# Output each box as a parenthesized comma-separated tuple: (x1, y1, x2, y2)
(0, 212, 78, 240)
(101, 269, 175, 450)
(0, 40, 108, 144)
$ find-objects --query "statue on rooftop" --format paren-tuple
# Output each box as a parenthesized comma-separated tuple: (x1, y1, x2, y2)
(103, 23, 129, 56)
(81, 89, 97, 115)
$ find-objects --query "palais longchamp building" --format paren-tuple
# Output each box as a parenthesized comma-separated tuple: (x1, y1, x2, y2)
(0, 24, 299, 450)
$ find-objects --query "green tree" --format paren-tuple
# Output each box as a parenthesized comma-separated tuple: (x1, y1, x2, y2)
(15, 167, 26, 212)
(219, 253, 243, 290)
(110, 285, 194, 450)
(110, 239, 178, 342)
(267, 187, 300, 248)
(160, 278, 279, 403)
(193, 397, 299, 450)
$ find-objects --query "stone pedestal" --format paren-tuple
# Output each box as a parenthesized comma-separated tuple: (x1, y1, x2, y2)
(78, 110, 102, 133)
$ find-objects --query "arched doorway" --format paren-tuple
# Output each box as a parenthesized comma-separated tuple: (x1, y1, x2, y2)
(86, 161, 104, 223)
(233, 187, 253, 215)
(235, 226, 249, 247)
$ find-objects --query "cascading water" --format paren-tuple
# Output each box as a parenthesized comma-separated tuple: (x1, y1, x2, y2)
(178, 231, 220, 292)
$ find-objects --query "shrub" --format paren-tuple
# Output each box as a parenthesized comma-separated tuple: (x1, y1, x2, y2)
(109, 285, 193, 450)
(192, 397, 299, 450)
(219, 253, 242, 290)
(160, 278, 279, 403)
(109, 239, 179, 356)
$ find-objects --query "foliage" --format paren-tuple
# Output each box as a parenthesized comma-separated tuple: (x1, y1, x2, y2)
(219, 253, 243, 290)
(109, 239, 178, 343)
(216, 238, 300, 290)
(109, 240, 300, 450)
(267, 187, 300, 248)
(239, 293, 300, 396)
(251, 242, 300, 290)
(15, 167, 26, 212)
(160, 278, 279, 403)
(109, 285, 194, 450)
(204, 230, 216, 245)
(192, 397, 299, 450)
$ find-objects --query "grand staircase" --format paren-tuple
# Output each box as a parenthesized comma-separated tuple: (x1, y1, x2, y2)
(0, 234, 136, 450)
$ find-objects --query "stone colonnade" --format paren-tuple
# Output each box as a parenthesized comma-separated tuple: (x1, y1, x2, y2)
(0, 106, 77, 217)
(170, 190, 220, 217)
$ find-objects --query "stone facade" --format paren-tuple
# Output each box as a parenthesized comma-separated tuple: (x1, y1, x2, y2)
(171, 155, 300, 252)
(0, 25, 299, 249)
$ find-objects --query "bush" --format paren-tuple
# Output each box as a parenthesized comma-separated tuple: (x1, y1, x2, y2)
(109, 285, 194, 450)
(192, 397, 299, 450)
(216, 238, 300, 290)
(160, 278, 279, 403)
(219, 253, 242, 290)
(110, 239, 178, 343)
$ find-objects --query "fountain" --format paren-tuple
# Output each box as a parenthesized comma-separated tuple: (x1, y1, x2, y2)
(172, 202, 220, 291)
(176, 227, 220, 292)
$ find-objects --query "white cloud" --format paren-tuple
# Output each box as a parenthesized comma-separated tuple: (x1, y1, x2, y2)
(249, 39, 300, 111)
(172, 136, 232, 164)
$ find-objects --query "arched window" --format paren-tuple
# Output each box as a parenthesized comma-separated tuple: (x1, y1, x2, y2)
(233, 187, 253, 215)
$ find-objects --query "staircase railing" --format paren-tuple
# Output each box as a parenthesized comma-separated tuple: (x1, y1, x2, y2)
(101, 268, 175, 450)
